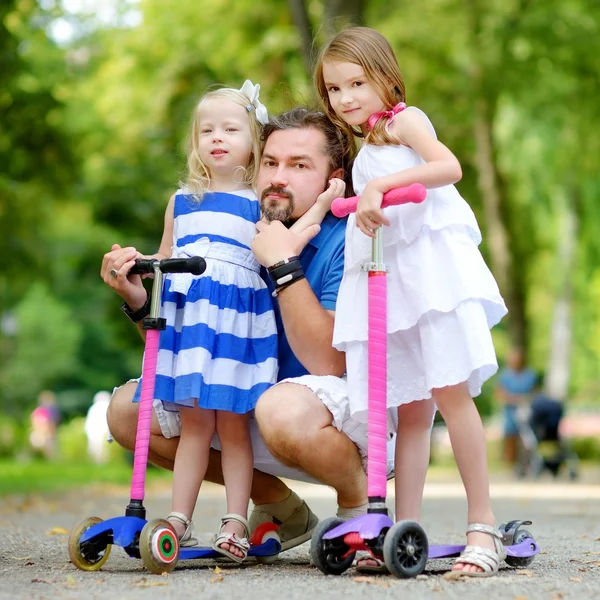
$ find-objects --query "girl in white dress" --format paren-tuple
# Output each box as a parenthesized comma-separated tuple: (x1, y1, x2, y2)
(314, 27, 508, 576)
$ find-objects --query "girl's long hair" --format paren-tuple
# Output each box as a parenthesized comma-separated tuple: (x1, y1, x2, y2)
(183, 88, 262, 198)
(314, 26, 406, 147)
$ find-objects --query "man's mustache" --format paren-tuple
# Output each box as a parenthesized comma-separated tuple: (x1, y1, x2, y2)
(260, 186, 293, 202)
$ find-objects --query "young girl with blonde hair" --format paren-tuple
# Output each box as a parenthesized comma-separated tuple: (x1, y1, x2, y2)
(141, 81, 340, 562)
(314, 27, 508, 576)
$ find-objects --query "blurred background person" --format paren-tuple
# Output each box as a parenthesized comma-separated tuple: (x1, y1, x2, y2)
(84, 391, 111, 464)
(29, 390, 60, 459)
(496, 348, 538, 466)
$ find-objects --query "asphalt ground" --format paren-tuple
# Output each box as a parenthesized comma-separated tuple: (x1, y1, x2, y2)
(1, 473, 599, 599)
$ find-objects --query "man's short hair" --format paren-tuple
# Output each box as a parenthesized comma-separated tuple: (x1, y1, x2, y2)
(261, 107, 352, 186)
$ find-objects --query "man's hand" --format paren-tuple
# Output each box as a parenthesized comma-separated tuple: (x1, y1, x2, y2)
(355, 181, 390, 238)
(100, 244, 147, 309)
(315, 177, 346, 212)
(252, 220, 320, 268)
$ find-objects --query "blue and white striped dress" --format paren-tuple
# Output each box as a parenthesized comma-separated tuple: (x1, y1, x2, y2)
(152, 189, 278, 414)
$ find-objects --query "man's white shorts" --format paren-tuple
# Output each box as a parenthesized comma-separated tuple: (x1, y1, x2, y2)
(112, 375, 396, 485)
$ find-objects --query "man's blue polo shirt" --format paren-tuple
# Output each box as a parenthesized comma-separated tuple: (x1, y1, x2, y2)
(265, 212, 347, 381)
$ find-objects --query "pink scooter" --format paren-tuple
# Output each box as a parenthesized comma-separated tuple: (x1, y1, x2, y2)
(310, 184, 539, 577)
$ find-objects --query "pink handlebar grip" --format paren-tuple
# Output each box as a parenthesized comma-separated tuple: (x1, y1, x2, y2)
(331, 183, 427, 217)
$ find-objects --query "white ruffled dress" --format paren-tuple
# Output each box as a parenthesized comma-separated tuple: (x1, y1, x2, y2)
(332, 107, 507, 427)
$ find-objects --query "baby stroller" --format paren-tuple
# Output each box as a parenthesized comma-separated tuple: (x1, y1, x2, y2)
(516, 394, 579, 480)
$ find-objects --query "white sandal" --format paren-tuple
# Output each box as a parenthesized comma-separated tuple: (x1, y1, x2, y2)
(212, 513, 250, 564)
(166, 511, 198, 547)
(453, 523, 507, 577)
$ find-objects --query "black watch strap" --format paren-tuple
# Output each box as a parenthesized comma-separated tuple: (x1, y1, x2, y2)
(121, 293, 151, 323)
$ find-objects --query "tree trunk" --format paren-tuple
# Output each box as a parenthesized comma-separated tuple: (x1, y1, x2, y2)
(545, 192, 578, 400)
(324, 0, 365, 34)
(287, 0, 366, 75)
(467, 0, 527, 352)
(287, 0, 314, 73)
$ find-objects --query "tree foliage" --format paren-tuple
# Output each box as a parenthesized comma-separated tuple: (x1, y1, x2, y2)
(1, 0, 599, 418)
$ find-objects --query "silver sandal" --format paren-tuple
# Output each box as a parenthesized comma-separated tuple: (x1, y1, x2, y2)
(212, 513, 250, 564)
(166, 511, 198, 547)
(453, 523, 507, 577)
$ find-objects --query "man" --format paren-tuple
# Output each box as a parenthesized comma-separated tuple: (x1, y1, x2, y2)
(101, 108, 395, 552)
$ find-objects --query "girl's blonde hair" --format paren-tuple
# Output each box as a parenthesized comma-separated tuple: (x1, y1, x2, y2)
(184, 87, 263, 197)
(314, 26, 406, 147)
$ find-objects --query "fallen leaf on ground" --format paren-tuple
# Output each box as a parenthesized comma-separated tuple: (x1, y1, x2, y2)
(443, 571, 466, 581)
(214, 566, 224, 574)
(517, 569, 534, 578)
(66, 574, 78, 588)
(569, 576, 582, 582)
(10, 556, 32, 560)
(353, 576, 391, 588)
(210, 575, 224, 583)
(550, 593, 566, 599)
(47, 527, 69, 536)
(432, 586, 442, 592)
(132, 578, 168, 588)
(584, 551, 600, 555)
(31, 578, 51, 584)
(416, 575, 428, 581)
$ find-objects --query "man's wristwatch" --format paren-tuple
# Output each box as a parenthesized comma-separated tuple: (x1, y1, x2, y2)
(121, 292, 151, 323)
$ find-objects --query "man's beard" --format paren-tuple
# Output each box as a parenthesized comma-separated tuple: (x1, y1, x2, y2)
(260, 186, 295, 225)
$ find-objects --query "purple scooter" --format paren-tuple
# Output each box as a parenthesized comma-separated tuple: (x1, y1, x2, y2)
(68, 257, 281, 574)
(309, 185, 540, 578)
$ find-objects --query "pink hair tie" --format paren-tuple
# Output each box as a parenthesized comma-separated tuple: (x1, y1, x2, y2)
(367, 102, 406, 131)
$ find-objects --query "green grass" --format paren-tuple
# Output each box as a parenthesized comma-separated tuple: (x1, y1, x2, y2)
(0, 458, 170, 497)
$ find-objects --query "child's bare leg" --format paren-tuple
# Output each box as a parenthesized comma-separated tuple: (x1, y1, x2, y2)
(395, 398, 436, 521)
(169, 406, 215, 538)
(215, 410, 253, 558)
(433, 382, 496, 574)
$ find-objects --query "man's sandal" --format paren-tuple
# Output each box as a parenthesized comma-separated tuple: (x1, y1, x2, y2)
(166, 511, 198, 547)
(212, 513, 250, 564)
(453, 523, 507, 577)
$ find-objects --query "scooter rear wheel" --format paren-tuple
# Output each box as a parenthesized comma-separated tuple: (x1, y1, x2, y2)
(504, 529, 536, 568)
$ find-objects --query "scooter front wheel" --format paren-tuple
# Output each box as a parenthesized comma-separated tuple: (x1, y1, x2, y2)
(68, 516, 112, 571)
(383, 520, 429, 578)
(310, 517, 355, 575)
(139, 519, 179, 574)
(251, 522, 281, 565)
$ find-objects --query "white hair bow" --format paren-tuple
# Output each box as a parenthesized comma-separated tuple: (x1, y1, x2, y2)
(239, 79, 269, 125)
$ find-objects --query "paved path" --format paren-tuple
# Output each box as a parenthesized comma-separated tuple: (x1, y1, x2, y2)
(1, 475, 599, 599)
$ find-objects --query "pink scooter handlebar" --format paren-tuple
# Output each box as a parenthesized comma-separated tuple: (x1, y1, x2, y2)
(331, 183, 427, 218)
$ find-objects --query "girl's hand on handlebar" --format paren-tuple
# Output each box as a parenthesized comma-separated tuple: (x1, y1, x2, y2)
(355, 182, 390, 238)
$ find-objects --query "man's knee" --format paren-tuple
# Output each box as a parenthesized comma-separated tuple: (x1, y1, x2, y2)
(107, 381, 138, 450)
(255, 383, 332, 445)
